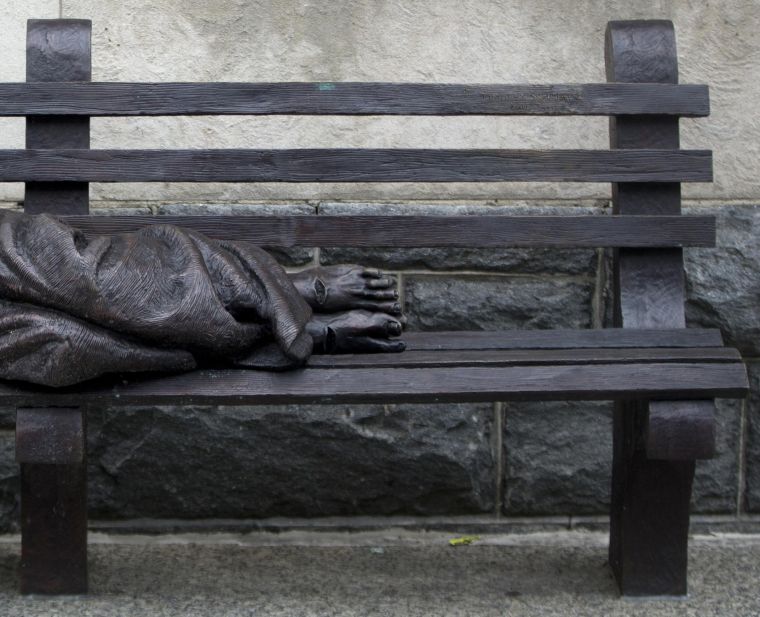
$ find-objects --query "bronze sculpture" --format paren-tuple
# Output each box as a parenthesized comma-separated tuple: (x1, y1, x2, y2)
(0, 210, 405, 387)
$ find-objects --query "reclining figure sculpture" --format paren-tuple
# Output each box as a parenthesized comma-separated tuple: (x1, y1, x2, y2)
(0, 210, 405, 387)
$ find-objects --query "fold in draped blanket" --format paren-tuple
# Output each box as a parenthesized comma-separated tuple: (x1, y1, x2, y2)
(0, 211, 313, 386)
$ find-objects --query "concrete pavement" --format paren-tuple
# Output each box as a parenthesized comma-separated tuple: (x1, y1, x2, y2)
(0, 530, 758, 616)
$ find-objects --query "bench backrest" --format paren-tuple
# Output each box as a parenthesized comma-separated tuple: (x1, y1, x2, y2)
(0, 20, 711, 269)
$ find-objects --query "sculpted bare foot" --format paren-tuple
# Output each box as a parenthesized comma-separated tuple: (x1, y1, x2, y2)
(307, 310, 406, 354)
(290, 265, 401, 314)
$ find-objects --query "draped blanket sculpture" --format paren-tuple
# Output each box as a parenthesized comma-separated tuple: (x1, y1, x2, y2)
(0, 211, 404, 387)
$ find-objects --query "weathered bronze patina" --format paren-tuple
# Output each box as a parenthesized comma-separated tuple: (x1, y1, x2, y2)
(0, 211, 404, 387)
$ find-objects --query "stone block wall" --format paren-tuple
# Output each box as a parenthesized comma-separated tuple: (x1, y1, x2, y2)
(0, 1, 758, 531)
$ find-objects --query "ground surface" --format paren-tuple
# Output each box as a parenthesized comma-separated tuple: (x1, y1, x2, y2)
(0, 531, 757, 616)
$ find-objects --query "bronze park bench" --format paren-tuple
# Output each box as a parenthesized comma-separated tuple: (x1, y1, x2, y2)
(0, 17, 748, 597)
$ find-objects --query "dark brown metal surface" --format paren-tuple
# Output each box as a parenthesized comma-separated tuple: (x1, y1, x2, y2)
(0, 361, 747, 407)
(20, 462, 88, 595)
(19, 18, 91, 595)
(306, 347, 740, 368)
(400, 328, 725, 350)
(59, 214, 717, 248)
(645, 401, 716, 460)
(16, 408, 85, 464)
(25, 19, 91, 215)
(0, 81, 710, 117)
(606, 19, 700, 597)
(0, 148, 713, 183)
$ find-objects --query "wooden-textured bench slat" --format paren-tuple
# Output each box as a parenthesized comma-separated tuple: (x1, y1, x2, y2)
(0, 148, 713, 183)
(60, 215, 717, 248)
(306, 347, 741, 368)
(401, 328, 726, 350)
(0, 362, 747, 407)
(0, 82, 709, 117)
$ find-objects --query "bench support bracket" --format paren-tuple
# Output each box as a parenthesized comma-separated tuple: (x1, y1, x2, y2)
(646, 400, 715, 461)
(606, 19, 709, 596)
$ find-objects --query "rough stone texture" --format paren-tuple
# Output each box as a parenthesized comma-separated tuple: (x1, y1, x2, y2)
(156, 203, 316, 217)
(320, 202, 600, 276)
(692, 398, 743, 513)
(0, 408, 14, 431)
(685, 204, 760, 356)
(156, 202, 317, 266)
(34, 0, 756, 203)
(86, 403, 496, 519)
(745, 362, 760, 512)
(91, 205, 153, 216)
(503, 401, 613, 515)
(600, 247, 616, 329)
(504, 397, 741, 516)
(404, 275, 594, 331)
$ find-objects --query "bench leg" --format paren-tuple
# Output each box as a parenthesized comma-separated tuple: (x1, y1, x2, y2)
(609, 401, 694, 596)
(16, 408, 88, 594)
(20, 464, 88, 594)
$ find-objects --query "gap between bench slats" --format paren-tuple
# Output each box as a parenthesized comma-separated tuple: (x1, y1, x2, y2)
(59, 215, 716, 248)
(0, 82, 709, 116)
(0, 149, 712, 183)
(0, 362, 746, 406)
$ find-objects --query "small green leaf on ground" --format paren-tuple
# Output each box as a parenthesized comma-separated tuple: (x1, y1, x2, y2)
(449, 535, 480, 547)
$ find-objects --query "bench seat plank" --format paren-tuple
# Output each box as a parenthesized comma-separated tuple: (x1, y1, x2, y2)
(306, 347, 741, 368)
(0, 148, 712, 183)
(0, 361, 746, 406)
(0, 82, 709, 117)
(60, 215, 717, 248)
(401, 329, 725, 350)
